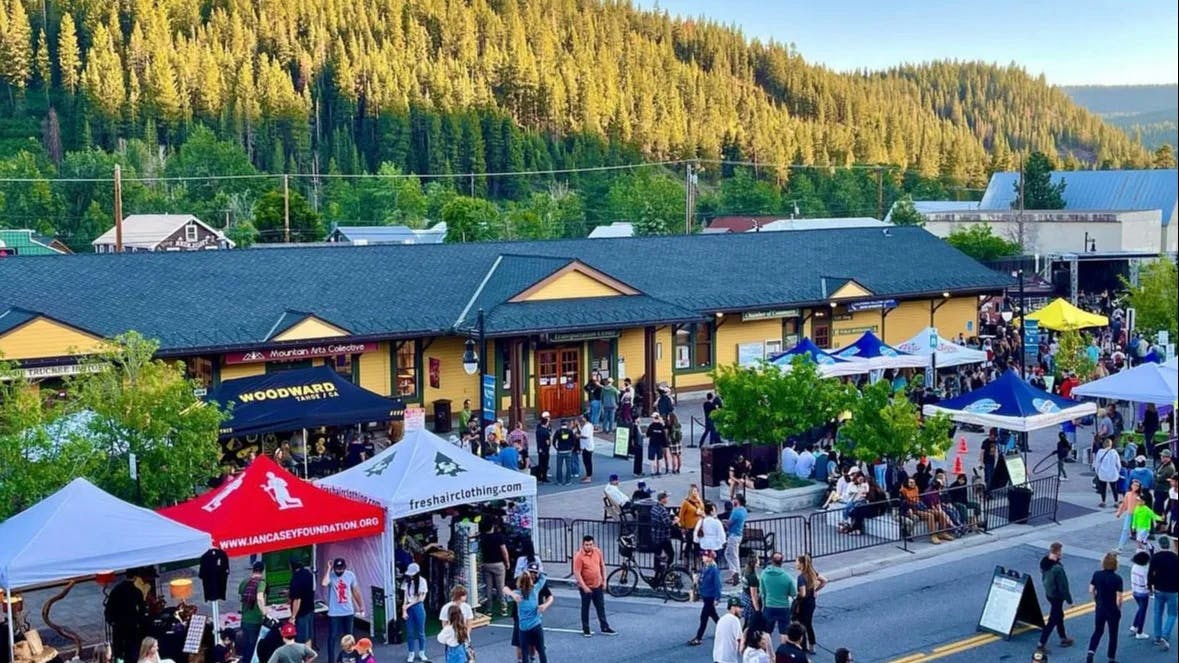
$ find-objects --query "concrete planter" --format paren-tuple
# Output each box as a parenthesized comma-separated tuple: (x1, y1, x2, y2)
(745, 482, 827, 513)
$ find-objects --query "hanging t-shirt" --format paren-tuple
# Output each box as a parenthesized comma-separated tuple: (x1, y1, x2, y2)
(198, 548, 230, 601)
(326, 570, 359, 617)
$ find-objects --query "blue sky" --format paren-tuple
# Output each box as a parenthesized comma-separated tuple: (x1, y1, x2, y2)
(634, 0, 1178, 85)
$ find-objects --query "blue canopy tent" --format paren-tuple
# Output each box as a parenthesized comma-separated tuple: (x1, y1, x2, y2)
(832, 330, 928, 371)
(769, 338, 869, 378)
(208, 366, 405, 438)
(922, 369, 1096, 432)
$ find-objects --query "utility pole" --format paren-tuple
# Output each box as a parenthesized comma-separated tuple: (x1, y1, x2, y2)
(1017, 154, 1026, 252)
(685, 162, 697, 234)
(113, 165, 123, 253)
(283, 174, 291, 243)
(875, 166, 884, 220)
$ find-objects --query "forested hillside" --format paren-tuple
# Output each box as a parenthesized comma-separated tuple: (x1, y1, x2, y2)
(1061, 85, 1178, 150)
(0, 0, 1158, 248)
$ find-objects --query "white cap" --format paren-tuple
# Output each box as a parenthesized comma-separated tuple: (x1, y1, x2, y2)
(541, 411, 550, 418)
(406, 562, 420, 576)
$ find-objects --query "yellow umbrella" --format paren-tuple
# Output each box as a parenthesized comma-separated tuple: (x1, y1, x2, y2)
(1024, 297, 1109, 331)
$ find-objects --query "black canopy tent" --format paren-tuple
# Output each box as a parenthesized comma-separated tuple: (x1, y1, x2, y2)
(207, 366, 404, 470)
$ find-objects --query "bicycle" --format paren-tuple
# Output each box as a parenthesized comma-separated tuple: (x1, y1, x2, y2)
(605, 535, 694, 602)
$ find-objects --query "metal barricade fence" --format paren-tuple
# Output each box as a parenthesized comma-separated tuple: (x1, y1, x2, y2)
(536, 516, 571, 568)
(805, 499, 908, 559)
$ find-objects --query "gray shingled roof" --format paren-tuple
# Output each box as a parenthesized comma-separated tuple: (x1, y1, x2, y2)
(0, 227, 1011, 353)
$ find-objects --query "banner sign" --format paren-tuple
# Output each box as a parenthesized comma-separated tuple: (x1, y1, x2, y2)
(546, 330, 619, 342)
(741, 309, 799, 322)
(225, 342, 379, 365)
(481, 374, 496, 422)
(847, 299, 897, 312)
(404, 407, 426, 431)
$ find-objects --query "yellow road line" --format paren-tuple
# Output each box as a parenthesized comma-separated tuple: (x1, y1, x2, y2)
(888, 592, 1132, 663)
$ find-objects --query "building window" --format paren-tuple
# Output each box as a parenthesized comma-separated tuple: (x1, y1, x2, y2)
(185, 223, 198, 241)
(782, 317, 800, 350)
(330, 354, 354, 380)
(395, 341, 420, 400)
(674, 322, 714, 371)
(184, 357, 214, 387)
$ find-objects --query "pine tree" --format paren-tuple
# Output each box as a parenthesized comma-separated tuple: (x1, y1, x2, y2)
(33, 27, 50, 89)
(82, 24, 126, 119)
(1013, 151, 1066, 210)
(57, 13, 82, 95)
(0, 0, 33, 92)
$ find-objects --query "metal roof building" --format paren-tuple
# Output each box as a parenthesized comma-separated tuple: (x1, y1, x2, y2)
(326, 223, 447, 245)
(980, 169, 1178, 226)
(883, 200, 979, 224)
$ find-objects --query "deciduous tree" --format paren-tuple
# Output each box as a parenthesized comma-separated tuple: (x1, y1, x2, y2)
(711, 357, 851, 447)
(837, 380, 954, 464)
(1121, 259, 1178, 341)
(946, 224, 1022, 261)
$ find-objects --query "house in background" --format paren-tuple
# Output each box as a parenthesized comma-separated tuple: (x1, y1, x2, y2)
(587, 221, 635, 238)
(0, 229, 73, 257)
(326, 222, 447, 245)
(92, 214, 234, 253)
(882, 200, 979, 223)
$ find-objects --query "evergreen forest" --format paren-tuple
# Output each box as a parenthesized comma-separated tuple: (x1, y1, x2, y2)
(0, 0, 1163, 248)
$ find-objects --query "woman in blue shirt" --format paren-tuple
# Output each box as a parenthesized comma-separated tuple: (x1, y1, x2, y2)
(505, 571, 552, 663)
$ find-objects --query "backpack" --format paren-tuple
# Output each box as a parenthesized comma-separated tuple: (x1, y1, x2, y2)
(241, 577, 261, 610)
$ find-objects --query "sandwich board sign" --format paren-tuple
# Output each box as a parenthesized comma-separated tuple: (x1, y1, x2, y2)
(613, 427, 630, 459)
(977, 565, 1045, 638)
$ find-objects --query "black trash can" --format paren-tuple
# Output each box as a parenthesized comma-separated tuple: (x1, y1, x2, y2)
(631, 498, 657, 552)
(1008, 486, 1033, 524)
(433, 399, 453, 433)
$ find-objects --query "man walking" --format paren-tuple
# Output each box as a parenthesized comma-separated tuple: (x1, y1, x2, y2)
(712, 597, 744, 663)
(578, 415, 596, 483)
(1038, 542, 1075, 651)
(572, 535, 617, 638)
(1149, 535, 1178, 651)
(535, 412, 552, 483)
(553, 418, 576, 486)
(724, 495, 748, 583)
(700, 392, 722, 446)
(1086, 552, 1123, 663)
(759, 552, 797, 644)
(650, 491, 676, 573)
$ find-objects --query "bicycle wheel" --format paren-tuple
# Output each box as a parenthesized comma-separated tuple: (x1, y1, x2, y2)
(606, 565, 638, 598)
(661, 566, 694, 602)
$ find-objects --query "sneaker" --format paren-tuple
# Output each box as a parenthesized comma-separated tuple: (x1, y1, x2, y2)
(1086, 651, 1095, 663)
(419, 655, 431, 662)
(407, 656, 415, 663)
(583, 629, 592, 638)
(1129, 626, 1139, 634)
(1059, 637, 1074, 647)
(601, 627, 618, 635)
(1135, 632, 1151, 639)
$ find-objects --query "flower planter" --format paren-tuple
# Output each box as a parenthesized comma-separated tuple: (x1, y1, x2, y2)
(744, 482, 828, 512)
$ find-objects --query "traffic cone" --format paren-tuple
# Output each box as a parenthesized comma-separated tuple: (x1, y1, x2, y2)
(957, 436, 969, 455)
(952, 454, 965, 476)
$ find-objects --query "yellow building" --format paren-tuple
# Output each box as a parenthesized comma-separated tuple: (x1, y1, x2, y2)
(1, 227, 1010, 426)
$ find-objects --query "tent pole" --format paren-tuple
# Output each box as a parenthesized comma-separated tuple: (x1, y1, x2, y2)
(6, 584, 15, 663)
(302, 428, 309, 477)
(211, 600, 220, 632)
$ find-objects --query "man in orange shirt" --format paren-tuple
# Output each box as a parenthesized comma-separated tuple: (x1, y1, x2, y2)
(572, 535, 617, 638)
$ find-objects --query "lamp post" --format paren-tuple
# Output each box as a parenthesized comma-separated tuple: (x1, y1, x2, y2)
(1013, 268, 1029, 378)
(461, 309, 488, 423)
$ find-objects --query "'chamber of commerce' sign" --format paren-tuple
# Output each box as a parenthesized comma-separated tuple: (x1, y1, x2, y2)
(225, 342, 379, 364)
(847, 299, 897, 312)
(546, 330, 619, 342)
(741, 309, 799, 322)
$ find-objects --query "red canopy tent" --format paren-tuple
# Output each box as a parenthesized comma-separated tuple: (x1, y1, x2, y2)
(159, 456, 385, 557)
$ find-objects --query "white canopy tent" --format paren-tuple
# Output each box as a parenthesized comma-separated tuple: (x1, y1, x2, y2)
(1072, 362, 1179, 405)
(0, 479, 213, 660)
(895, 326, 989, 368)
(317, 428, 538, 638)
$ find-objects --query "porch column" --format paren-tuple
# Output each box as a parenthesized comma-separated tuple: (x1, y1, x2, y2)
(643, 326, 657, 417)
(508, 338, 526, 427)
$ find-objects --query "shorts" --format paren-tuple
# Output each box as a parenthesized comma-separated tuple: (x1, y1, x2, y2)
(294, 612, 314, 641)
(1136, 528, 1151, 544)
(763, 606, 792, 633)
(648, 444, 664, 460)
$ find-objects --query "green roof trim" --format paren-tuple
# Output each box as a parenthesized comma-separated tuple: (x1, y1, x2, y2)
(0, 227, 1013, 353)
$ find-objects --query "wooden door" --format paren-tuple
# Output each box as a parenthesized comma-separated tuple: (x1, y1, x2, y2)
(537, 347, 582, 417)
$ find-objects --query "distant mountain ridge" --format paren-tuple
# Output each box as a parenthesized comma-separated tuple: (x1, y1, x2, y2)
(1062, 84, 1177, 149)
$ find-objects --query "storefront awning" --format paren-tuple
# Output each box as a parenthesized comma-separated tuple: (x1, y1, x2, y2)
(207, 366, 404, 437)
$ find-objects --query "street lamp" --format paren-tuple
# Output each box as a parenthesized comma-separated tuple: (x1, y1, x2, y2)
(460, 309, 488, 422)
(1001, 310, 1013, 324)
(461, 339, 478, 375)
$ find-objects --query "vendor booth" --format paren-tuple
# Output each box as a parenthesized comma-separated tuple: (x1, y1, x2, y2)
(1, 479, 213, 663)
(1024, 298, 1109, 331)
(833, 330, 928, 371)
(922, 369, 1096, 433)
(769, 338, 870, 377)
(896, 327, 989, 368)
(208, 366, 405, 474)
(317, 428, 538, 642)
(1072, 361, 1179, 405)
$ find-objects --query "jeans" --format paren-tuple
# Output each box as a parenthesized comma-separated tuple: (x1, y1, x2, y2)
(570, 451, 581, 477)
(700, 421, 720, 446)
(1118, 512, 1132, 548)
(405, 602, 426, 655)
(518, 624, 548, 663)
(555, 451, 572, 484)
(1154, 591, 1178, 643)
(1087, 607, 1119, 659)
(603, 406, 617, 432)
(481, 562, 506, 610)
(582, 449, 594, 479)
(294, 612, 314, 642)
(1133, 593, 1150, 633)
(795, 596, 817, 650)
(723, 534, 742, 577)
(1039, 598, 1067, 645)
(241, 624, 261, 663)
(694, 597, 720, 639)
(589, 400, 602, 427)
(328, 615, 354, 663)
(579, 587, 610, 632)
(1057, 457, 1068, 479)
(444, 644, 470, 663)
